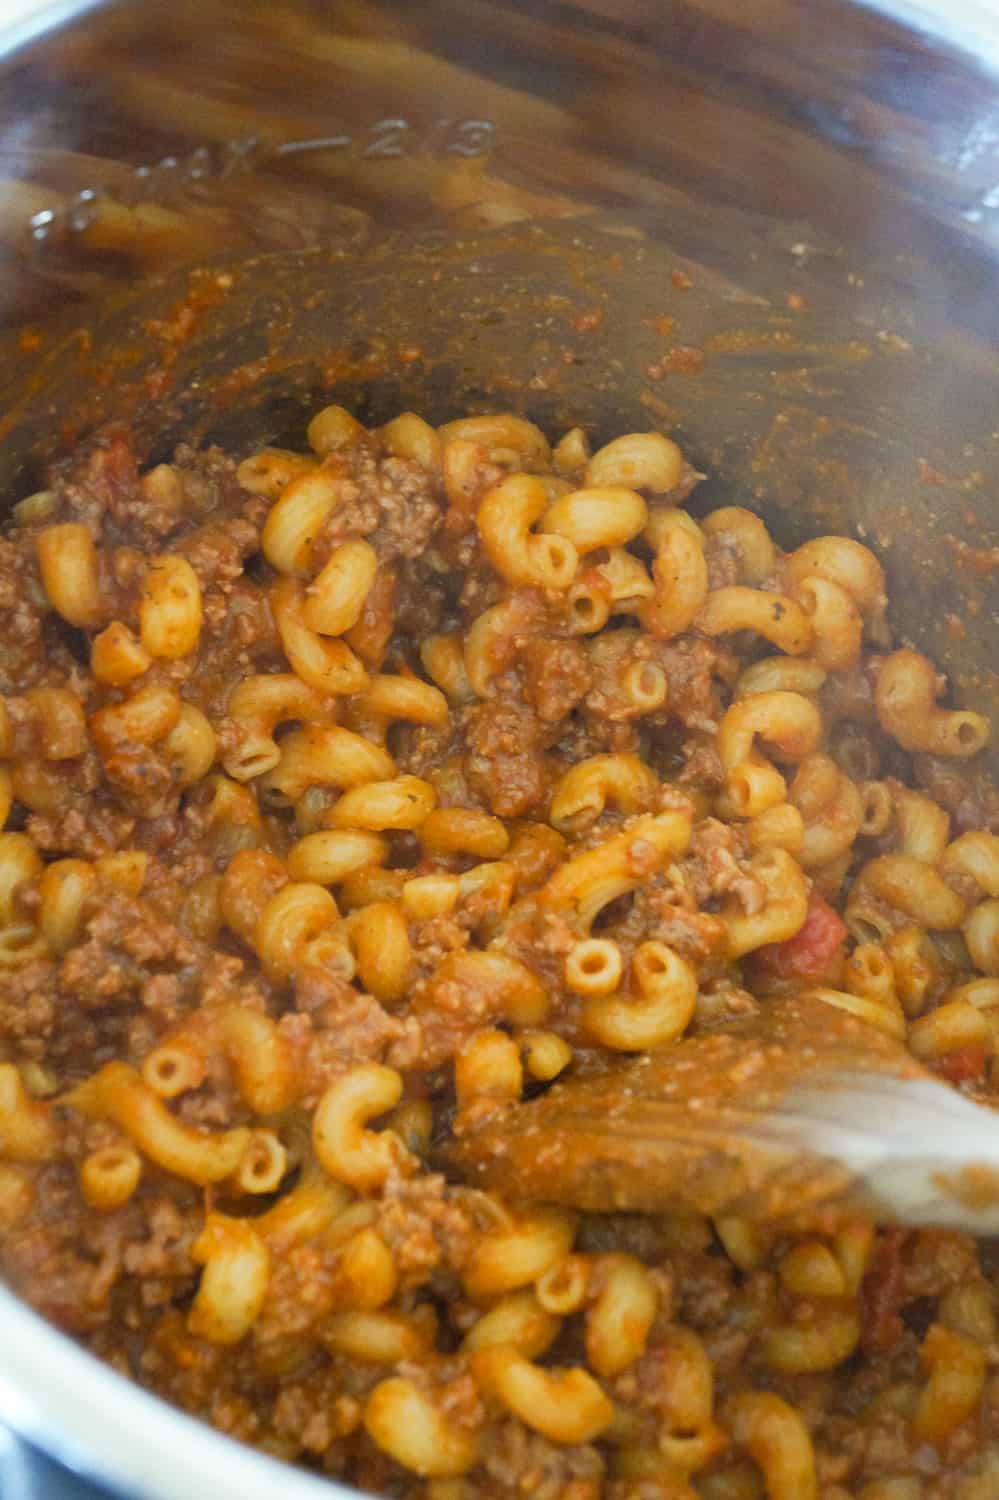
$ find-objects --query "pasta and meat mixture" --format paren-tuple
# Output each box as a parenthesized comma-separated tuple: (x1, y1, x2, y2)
(0, 406, 998, 1499)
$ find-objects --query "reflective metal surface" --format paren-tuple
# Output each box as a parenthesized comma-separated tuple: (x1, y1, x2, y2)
(865, 0, 999, 61)
(0, 1282, 340, 1499)
(0, 1, 998, 1496)
(0, 1422, 127, 1500)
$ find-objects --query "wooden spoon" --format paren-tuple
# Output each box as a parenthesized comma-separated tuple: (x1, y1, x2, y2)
(445, 995, 999, 1232)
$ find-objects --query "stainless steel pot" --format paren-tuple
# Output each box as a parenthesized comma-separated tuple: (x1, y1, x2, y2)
(1, 1, 998, 1495)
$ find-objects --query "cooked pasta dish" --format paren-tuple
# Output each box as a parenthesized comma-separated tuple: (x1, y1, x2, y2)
(0, 406, 997, 1499)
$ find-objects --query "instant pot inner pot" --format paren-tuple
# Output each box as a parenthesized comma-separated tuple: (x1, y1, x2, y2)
(2, 1, 999, 1495)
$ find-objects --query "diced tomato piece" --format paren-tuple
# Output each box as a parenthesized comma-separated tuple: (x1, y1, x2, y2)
(754, 890, 848, 982)
(934, 1046, 988, 1085)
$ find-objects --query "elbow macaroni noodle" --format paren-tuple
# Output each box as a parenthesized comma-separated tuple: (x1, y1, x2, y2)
(0, 405, 996, 1497)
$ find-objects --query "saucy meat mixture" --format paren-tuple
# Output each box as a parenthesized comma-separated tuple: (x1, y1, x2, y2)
(0, 407, 997, 1500)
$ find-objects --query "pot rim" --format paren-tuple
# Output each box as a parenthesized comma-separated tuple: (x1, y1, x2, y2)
(3, 0, 999, 61)
(0, 1281, 353, 1500)
(860, 0, 999, 60)
(0, 0, 106, 57)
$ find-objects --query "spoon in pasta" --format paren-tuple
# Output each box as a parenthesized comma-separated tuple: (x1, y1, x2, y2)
(446, 993, 999, 1233)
